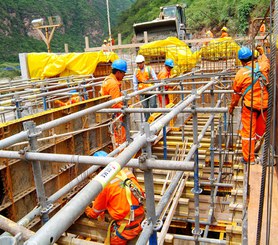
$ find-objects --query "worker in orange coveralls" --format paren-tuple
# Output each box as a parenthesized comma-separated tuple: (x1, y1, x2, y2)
(157, 58, 174, 107)
(220, 26, 229, 38)
(101, 59, 127, 147)
(229, 46, 270, 164)
(85, 151, 145, 245)
(259, 21, 266, 36)
(54, 90, 83, 107)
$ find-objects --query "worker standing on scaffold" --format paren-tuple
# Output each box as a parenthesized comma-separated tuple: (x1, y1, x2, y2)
(101, 59, 128, 147)
(229, 46, 270, 165)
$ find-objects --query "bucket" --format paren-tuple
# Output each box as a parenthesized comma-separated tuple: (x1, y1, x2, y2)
(0, 236, 16, 245)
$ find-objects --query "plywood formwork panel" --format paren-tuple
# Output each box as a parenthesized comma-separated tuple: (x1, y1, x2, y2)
(0, 97, 112, 222)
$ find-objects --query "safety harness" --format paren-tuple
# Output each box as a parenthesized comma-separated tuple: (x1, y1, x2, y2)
(242, 63, 268, 98)
(106, 170, 145, 243)
(242, 62, 268, 120)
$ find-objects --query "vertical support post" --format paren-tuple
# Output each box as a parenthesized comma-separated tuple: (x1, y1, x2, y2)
(123, 91, 130, 143)
(209, 84, 215, 208)
(85, 36, 89, 50)
(191, 89, 202, 244)
(40, 85, 48, 111)
(14, 95, 22, 119)
(161, 82, 167, 160)
(64, 43, 69, 53)
(23, 121, 49, 224)
(142, 122, 159, 245)
(180, 80, 185, 141)
(144, 31, 148, 43)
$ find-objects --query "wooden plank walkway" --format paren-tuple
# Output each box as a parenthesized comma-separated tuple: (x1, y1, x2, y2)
(248, 164, 278, 245)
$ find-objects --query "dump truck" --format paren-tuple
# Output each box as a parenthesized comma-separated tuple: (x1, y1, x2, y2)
(133, 4, 187, 43)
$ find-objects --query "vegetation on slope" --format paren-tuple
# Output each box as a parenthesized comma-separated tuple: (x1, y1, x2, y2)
(114, 0, 269, 43)
(0, 0, 135, 63)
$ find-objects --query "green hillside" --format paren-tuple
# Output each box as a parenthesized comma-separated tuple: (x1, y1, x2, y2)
(0, 0, 135, 63)
(0, 0, 269, 66)
(114, 0, 269, 43)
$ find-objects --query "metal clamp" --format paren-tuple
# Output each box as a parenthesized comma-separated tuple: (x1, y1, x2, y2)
(41, 203, 54, 215)
(153, 219, 163, 231)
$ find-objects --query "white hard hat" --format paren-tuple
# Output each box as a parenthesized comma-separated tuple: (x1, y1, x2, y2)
(135, 55, 145, 63)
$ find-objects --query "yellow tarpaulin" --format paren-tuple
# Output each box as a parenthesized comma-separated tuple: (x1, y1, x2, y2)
(138, 37, 199, 75)
(199, 37, 240, 61)
(27, 51, 119, 79)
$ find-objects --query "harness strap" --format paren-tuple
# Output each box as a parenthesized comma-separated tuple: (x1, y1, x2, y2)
(242, 63, 267, 97)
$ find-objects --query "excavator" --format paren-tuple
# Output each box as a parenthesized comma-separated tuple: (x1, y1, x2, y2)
(133, 4, 187, 43)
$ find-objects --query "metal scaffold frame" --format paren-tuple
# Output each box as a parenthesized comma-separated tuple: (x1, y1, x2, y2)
(0, 72, 242, 245)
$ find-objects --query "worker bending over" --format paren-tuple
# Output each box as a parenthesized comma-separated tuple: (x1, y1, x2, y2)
(54, 90, 83, 107)
(220, 26, 229, 38)
(85, 151, 145, 245)
(229, 46, 270, 164)
(133, 55, 158, 121)
(157, 58, 174, 107)
(101, 59, 127, 147)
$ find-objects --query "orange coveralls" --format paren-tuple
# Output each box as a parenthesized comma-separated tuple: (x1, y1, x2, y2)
(85, 168, 145, 245)
(220, 32, 229, 38)
(101, 74, 126, 146)
(54, 94, 83, 107)
(157, 66, 171, 106)
(230, 54, 270, 162)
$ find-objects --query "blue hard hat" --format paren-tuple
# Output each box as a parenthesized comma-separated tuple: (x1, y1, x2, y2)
(165, 58, 174, 68)
(238, 47, 252, 60)
(112, 59, 127, 73)
(93, 151, 108, 157)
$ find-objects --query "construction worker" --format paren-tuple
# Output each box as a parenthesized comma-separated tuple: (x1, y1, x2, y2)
(259, 21, 266, 36)
(220, 26, 229, 38)
(102, 40, 109, 52)
(204, 30, 214, 45)
(157, 58, 174, 107)
(229, 46, 270, 164)
(85, 151, 145, 245)
(133, 54, 158, 121)
(206, 30, 214, 38)
(101, 59, 127, 147)
(54, 90, 83, 107)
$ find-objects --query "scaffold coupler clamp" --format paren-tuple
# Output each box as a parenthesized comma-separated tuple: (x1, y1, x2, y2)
(192, 227, 203, 239)
(23, 121, 42, 139)
(41, 203, 54, 217)
(141, 217, 163, 231)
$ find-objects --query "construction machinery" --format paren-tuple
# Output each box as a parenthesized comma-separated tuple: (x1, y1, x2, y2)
(133, 4, 187, 42)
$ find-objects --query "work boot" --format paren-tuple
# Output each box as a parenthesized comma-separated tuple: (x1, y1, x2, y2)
(239, 157, 255, 165)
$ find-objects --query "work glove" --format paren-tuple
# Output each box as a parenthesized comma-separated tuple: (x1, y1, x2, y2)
(228, 105, 234, 115)
(256, 45, 264, 55)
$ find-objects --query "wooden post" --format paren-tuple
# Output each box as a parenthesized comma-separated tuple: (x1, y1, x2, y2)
(144, 31, 148, 43)
(85, 36, 90, 51)
(64, 43, 69, 53)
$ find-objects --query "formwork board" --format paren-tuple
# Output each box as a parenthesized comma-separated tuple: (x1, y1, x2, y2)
(0, 96, 112, 222)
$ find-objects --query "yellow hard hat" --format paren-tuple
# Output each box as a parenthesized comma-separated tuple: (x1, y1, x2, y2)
(221, 27, 228, 32)
(103, 39, 107, 43)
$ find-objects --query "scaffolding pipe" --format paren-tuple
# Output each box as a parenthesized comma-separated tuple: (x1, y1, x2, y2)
(24, 80, 211, 245)
(0, 150, 194, 171)
(138, 80, 221, 244)
(98, 107, 228, 113)
(144, 90, 233, 94)
(173, 234, 226, 244)
(203, 85, 216, 240)
(0, 84, 161, 149)
(24, 121, 49, 224)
